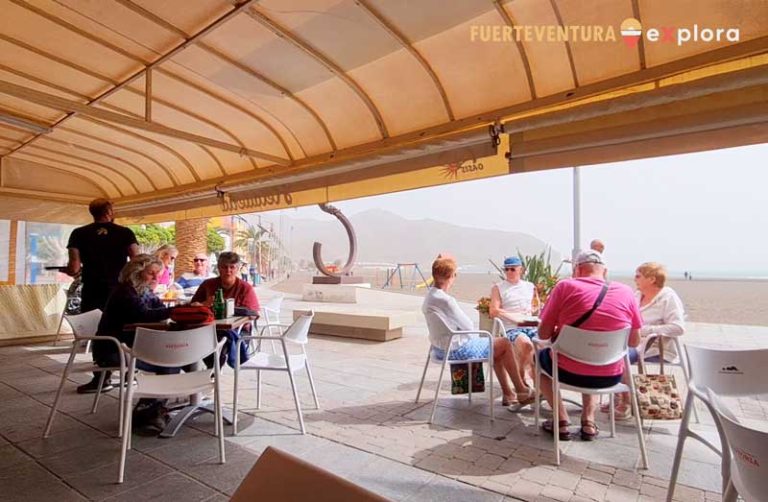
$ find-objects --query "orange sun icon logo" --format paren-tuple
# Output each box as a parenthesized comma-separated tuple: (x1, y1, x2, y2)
(620, 18, 642, 48)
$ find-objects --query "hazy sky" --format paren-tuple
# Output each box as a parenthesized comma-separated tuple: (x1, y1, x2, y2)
(264, 143, 767, 276)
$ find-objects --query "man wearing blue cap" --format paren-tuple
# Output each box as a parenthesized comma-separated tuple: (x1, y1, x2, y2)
(489, 256, 540, 404)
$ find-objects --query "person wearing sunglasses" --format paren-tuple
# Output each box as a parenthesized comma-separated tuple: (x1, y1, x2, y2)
(489, 256, 540, 404)
(176, 253, 214, 296)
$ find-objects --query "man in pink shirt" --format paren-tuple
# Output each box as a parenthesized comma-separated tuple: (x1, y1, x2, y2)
(537, 250, 642, 441)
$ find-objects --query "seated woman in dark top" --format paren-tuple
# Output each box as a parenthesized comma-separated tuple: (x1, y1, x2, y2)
(93, 254, 171, 368)
(93, 254, 173, 431)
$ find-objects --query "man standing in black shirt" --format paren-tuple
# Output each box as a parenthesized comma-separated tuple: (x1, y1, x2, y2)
(67, 198, 138, 393)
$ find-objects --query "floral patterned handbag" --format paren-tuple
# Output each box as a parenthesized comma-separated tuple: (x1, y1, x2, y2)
(632, 374, 683, 420)
(450, 363, 485, 394)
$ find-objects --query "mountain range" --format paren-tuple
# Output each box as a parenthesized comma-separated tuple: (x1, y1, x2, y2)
(275, 209, 559, 270)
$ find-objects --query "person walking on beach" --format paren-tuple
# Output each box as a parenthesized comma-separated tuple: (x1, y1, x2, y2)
(66, 198, 138, 394)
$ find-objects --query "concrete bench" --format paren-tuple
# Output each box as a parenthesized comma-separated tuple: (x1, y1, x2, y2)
(292, 307, 418, 342)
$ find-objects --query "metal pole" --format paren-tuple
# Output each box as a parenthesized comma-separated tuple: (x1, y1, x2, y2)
(572, 167, 581, 264)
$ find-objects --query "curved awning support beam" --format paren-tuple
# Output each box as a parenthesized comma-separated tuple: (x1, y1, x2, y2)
(312, 203, 358, 277)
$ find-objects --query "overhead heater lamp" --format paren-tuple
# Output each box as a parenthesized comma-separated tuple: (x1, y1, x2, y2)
(0, 113, 52, 134)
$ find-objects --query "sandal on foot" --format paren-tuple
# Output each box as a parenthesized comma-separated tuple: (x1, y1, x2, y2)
(542, 419, 572, 441)
(516, 391, 536, 407)
(580, 420, 600, 441)
(501, 395, 517, 407)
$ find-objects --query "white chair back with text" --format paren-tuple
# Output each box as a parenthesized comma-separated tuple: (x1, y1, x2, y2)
(709, 389, 768, 502)
(132, 324, 217, 367)
(685, 345, 767, 397)
(67, 309, 102, 340)
(554, 326, 630, 366)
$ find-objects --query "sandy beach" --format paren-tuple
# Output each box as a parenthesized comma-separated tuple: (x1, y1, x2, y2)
(273, 271, 768, 326)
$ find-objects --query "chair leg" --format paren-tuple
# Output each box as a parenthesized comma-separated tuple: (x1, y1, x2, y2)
(256, 370, 262, 409)
(91, 370, 107, 413)
(214, 382, 226, 463)
(629, 382, 649, 470)
(43, 345, 78, 438)
(553, 373, 560, 466)
(53, 310, 66, 345)
(430, 357, 450, 424)
(118, 389, 133, 483)
(117, 369, 125, 438)
(467, 364, 473, 404)
(488, 360, 494, 422)
(305, 362, 320, 410)
(287, 370, 305, 434)
(722, 479, 738, 502)
(674, 338, 699, 424)
(415, 351, 431, 403)
(609, 393, 616, 438)
(232, 367, 239, 436)
(534, 352, 541, 430)
(666, 394, 695, 501)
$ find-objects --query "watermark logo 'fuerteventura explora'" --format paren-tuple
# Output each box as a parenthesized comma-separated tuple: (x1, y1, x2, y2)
(620, 18, 642, 47)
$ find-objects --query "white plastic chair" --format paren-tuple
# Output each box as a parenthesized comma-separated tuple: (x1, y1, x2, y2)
(233, 311, 319, 435)
(44, 309, 126, 438)
(533, 326, 649, 468)
(118, 324, 225, 483)
(707, 389, 768, 502)
(257, 295, 284, 353)
(666, 345, 768, 501)
(415, 312, 494, 424)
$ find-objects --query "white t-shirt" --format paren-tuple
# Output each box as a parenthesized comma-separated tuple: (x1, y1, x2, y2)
(495, 279, 535, 329)
(422, 287, 473, 351)
(636, 287, 686, 362)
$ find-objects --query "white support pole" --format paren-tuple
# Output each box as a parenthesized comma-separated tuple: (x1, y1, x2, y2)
(572, 166, 581, 264)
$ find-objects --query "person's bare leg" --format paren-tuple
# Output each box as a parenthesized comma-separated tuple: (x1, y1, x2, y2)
(539, 373, 569, 423)
(582, 394, 598, 423)
(493, 338, 528, 394)
(491, 338, 516, 401)
(514, 336, 535, 387)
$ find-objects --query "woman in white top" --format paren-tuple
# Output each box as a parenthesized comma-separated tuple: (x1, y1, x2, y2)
(422, 257, 534, 407)
(603, 262, 686, 419)
(633, 262, 686, 362)
(489, 256, 539, 389)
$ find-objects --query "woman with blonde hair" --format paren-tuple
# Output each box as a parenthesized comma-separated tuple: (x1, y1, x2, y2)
(92, 254, 174, 430)
(603, 261, 685, 419)
(154, 244, 178, 289)
(422, 256, 535, 407)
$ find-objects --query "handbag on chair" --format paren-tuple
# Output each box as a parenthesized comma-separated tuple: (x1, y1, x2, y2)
(450, 363, 485, 394)
(633, 373, 682, 420)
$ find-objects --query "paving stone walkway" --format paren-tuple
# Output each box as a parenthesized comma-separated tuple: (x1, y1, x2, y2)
(0, 287, 765, 501)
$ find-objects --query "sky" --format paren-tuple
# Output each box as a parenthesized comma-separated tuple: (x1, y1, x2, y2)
(260, 143, 768, 277)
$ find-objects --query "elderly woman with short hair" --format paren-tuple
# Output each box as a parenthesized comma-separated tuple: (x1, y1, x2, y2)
(603, 261, 686, 419)
(422, 257, 535, 408)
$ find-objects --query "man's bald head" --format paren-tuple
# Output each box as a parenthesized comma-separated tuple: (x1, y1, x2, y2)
(590, 239, 605, 254)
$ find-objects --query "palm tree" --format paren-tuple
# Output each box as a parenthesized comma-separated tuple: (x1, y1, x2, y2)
(233, 224, 266, 271)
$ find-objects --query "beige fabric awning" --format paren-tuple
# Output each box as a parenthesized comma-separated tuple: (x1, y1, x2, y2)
(0, 0, 766, 223)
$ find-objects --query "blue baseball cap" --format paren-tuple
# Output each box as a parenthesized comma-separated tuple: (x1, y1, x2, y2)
(503, 256, 522, 268)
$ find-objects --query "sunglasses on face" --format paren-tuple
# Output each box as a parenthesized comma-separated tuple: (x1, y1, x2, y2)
(193, 259, 207, 263)
(504, 267, 520, 271)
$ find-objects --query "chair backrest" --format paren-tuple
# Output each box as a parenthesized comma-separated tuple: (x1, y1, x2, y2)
(132, 324, 217, 367)
(708, 389, 768, 500)
(66, 309, 102, 339)
(492, 317, 505, 338)
(283, 311, 314, 344)
(554, 326, 630, 366)
(685, 345, 768, 397)
(424, 310, 454, 337)
(262, 296, 283, 318)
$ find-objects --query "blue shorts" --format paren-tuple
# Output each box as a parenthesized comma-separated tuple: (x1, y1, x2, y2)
(538, 349, 622, 388)
(432, 337, 490, 361)
(506, 327, 537, 343)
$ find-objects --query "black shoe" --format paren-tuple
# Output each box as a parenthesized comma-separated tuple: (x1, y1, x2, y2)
(76, 376, 114, 394)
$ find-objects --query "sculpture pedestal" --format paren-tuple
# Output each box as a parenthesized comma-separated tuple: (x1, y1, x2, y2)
(302, 283, 370, 303)
(311, 276, 366, 285)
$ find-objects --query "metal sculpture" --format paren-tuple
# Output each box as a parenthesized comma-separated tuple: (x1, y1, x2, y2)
(312, 203, 362, 284)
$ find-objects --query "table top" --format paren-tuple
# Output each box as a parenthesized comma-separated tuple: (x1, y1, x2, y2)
(126, 316, 252, 331)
